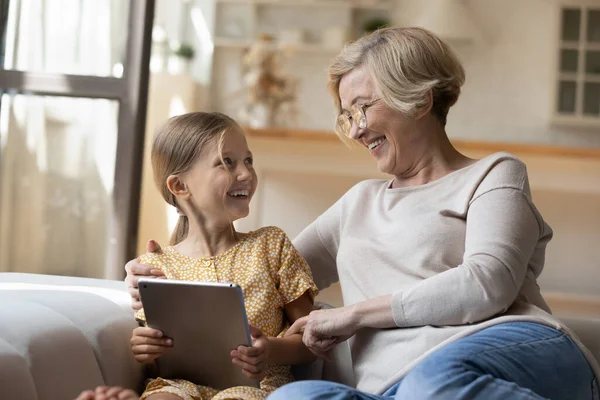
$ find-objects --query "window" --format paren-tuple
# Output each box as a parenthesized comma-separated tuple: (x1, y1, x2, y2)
(556, 5, 600, 122)
(0, 0, 155, 279)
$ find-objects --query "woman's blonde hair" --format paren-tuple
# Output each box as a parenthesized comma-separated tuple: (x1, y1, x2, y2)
(151, 112, 240, 245)
(328, 27, 465, 127)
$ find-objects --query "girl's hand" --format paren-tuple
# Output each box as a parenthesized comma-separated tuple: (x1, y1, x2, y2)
(130, 326, 172, 365)
(124, 240, 166, 311)
(285, 306, 358, 360)
(230, 325, 270, 381)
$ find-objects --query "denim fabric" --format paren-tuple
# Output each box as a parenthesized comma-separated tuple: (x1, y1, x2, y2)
(268, 322, 599, 400)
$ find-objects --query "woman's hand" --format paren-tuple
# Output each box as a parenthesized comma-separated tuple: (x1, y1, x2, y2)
(285, 306, 359, 360)
(124, 240, 166, 311)
(230, 325, 270, 381)
(130, 326, 172, 365)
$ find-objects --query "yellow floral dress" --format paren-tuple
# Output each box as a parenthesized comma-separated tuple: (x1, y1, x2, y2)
(134, 226, 318, 400)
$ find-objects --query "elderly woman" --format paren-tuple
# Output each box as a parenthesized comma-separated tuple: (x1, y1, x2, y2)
(125, 28, 599, 400)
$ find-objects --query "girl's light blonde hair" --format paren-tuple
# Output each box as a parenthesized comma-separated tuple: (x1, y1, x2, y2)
(151, 112, 240, 245)
(328, 27, 465, 128)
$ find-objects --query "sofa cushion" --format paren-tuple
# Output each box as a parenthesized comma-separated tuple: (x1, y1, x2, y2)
(0, 274, 143, 400)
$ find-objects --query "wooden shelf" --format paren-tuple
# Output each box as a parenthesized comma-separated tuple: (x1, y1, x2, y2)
(245, 126, 600, 159)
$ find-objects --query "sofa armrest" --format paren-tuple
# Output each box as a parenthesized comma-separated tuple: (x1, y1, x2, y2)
(291, 302, 356, 387)
(0, 273, 144, 400)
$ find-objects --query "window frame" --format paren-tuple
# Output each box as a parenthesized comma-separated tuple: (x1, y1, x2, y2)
(0, 0, 156, 278)
(552, 1, 600, 128)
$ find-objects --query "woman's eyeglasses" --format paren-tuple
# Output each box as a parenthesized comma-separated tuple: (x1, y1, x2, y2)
(336, 99, 380, 137)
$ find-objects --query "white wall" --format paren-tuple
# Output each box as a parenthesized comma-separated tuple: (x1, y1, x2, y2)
(256, 170, 361, 238)
(534, 190, 600, 295)
(136, 73, 200, 255)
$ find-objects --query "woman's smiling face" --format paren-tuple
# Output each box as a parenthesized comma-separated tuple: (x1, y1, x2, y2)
(338, 65, 419, 177)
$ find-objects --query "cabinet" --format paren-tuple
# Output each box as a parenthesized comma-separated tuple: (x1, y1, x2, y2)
(214, 0, 395, 52)
(209, 0, 397, 130)
(553, 4, 600, 128)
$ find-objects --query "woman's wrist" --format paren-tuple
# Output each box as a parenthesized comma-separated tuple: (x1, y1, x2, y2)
(350, 295, 396, 330)
(348, 303, 365, 330)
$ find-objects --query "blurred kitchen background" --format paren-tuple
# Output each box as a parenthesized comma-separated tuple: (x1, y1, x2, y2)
(0, 0, 598, 314)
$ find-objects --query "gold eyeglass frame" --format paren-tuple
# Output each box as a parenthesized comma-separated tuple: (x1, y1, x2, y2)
(336, 99, 380, 137)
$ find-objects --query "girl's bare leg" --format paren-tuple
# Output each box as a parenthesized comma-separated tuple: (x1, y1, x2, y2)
(75, 386, 140, 400)
(145, 394, 183, 400)
(75, 386, 185, 400)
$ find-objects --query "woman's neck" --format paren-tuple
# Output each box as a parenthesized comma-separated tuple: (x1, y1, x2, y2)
(392, 120, 475, 189)
(175, 215, 241, 258)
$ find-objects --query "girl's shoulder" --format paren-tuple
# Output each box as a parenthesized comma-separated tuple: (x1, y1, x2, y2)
(242, 226, 294, 252)
(250, 225, 288, 239)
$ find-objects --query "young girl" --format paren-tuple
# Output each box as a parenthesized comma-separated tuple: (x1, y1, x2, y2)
(80, 112, 318, 400)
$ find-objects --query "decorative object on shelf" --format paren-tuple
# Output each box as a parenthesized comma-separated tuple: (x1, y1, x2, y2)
(212, 0, 398, 129)
(168, 42, 195, 75)
(363, 17, 389, 34)
(238, 34, 299, 128)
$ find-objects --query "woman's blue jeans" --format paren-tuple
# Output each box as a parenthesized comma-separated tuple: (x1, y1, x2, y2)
(268, 322, 599, 400)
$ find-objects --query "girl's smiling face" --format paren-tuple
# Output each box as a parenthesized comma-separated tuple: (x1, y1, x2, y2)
(174, 127, 257, 223)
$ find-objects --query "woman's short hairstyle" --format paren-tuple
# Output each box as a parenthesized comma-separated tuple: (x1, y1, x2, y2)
(328, 27, 465, 127)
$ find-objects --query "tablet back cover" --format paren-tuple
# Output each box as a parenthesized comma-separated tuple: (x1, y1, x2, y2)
(139, 279, 259, 389)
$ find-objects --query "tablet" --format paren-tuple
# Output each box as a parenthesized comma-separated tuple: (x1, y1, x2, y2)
(138, 279, 259, 389)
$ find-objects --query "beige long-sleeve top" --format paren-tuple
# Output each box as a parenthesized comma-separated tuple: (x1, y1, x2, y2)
(293, 152, 600, 394)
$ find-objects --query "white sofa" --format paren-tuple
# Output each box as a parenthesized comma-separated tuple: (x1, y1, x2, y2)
(1, 272, 598, 400)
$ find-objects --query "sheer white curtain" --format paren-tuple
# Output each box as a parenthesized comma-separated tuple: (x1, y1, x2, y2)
(0, 0, 125, 277)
